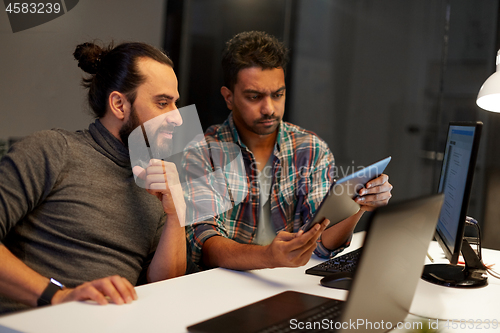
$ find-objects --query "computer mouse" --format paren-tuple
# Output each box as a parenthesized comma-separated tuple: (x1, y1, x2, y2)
(320, 272, 353, 290)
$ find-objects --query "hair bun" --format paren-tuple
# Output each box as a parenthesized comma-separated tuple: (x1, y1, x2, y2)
(73, 42, 106, 74)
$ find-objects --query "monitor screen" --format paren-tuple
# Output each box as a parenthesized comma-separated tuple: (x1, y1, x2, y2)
(434, 121, 482, 264)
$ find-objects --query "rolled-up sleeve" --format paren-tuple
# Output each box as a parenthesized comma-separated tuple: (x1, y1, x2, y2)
(186, 217, 227, 265)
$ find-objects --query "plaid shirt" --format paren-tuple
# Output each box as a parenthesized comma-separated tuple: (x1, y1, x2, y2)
(184, 114, 350, 265)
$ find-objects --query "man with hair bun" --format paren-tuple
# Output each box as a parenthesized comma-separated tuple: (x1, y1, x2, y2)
(185, 31, 393, 270)
(0, 41, 186, 314)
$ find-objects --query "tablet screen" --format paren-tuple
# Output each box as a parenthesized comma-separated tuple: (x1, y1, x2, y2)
(301, 156, 391, 232)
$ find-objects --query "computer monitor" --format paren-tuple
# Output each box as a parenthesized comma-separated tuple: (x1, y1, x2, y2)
(421, 121, 487, 288)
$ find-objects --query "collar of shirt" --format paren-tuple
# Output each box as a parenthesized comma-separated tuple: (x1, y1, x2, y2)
(224, 113, 284, 158)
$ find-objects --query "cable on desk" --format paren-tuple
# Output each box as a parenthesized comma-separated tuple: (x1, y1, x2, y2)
(487, 267, 500, 279)
(465, 217, 499, 280)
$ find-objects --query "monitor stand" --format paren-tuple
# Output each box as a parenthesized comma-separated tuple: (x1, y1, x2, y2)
(421, 239, 488, 288)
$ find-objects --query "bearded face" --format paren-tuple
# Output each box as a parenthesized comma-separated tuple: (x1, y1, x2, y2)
(120, 105, 175, 160)
(149, 121, 175, 158)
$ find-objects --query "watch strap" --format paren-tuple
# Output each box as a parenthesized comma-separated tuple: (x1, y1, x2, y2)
(37, 278, 63, 307)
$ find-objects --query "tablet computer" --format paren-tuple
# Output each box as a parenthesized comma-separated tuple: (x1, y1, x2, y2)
(302, 156, 391, 232)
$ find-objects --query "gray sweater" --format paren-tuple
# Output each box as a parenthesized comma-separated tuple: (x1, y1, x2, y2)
(0, 120, 165, 314)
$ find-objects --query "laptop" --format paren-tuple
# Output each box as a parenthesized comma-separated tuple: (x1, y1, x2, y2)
(187, 194, 444, 333)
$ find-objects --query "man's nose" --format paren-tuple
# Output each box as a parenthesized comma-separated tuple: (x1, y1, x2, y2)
(164, 109, 183, 127)
(261, 96, 275, 116)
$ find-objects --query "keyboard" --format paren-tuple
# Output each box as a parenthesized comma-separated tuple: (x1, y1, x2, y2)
(305, 248, 362, 277)
(257, 299, 344, 333)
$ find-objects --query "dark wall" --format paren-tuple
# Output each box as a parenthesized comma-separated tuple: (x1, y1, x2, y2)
(164, 0, 293, 131)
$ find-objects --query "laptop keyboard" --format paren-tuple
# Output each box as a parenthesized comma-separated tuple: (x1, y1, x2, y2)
(305, 248, 362, 277)
(257, 299, 344, 333)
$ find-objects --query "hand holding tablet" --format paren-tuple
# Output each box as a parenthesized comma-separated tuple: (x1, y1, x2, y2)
(302, 156, 391, 232)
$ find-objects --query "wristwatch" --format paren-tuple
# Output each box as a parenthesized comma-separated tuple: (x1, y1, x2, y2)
(37, 278, 64, 307)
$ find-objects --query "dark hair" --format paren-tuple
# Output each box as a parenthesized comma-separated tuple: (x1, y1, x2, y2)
(73, 41, 174, 118)
(221, 31, 289, 90)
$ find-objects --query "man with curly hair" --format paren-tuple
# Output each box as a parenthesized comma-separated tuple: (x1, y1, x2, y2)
(185, 31, 393, 270)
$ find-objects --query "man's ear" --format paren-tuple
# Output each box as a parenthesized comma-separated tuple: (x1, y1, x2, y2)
(220, 86, 234, 111)
(108, 91, 130, 121)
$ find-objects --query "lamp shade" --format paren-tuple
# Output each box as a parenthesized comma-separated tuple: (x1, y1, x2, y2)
(477, 50, 500, 112)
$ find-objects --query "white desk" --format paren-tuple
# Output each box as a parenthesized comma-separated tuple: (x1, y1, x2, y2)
(0, 232, 499, 333)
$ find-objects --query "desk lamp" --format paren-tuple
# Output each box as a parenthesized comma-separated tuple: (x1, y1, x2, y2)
(477, 49, 500, 112)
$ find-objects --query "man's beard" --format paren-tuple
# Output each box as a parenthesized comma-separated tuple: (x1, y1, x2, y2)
(251, 114, 281, 135)
(150, 123, 174, 159)
(119, 106, 173, 159)
(119, 106, 141, 147)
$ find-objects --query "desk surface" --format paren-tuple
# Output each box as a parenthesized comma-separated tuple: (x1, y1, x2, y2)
(0, 232, 499, 333)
